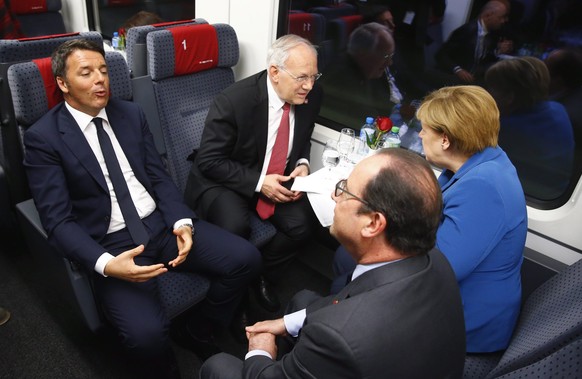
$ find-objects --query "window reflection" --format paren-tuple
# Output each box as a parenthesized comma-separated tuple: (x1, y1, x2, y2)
(95, 0, 195, 39)
(285, 0, 582, 206)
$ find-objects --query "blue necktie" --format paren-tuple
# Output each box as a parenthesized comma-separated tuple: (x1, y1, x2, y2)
(93, 118, 149, 246)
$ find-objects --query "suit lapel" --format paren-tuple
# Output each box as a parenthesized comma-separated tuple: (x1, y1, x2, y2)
(58, 106, 108, 193)
(253, 72, 269, 163)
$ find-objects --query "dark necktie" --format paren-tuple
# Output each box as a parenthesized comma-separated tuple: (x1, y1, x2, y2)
(93, 118, 149, 246)
(256, 102, 291, 220)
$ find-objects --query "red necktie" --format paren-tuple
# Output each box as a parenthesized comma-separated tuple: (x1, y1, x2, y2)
(256, 102, 291, 220)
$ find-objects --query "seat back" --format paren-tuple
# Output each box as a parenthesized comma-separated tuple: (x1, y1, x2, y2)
(9, 0, 66, 37)
(307, 3, 357, 23)
(464, 258, 582, 378)
(146, 23, 238, 194)
(8, 52, 132, 132)
(125, 18, 207, 78)
(0, 32, 103, 205)
(327, 14, 363, 53)
(146, 23, 277, 248)
(486, 258, 582, 377)
(8, 51, 209, 332)
(288, 12, 332, 71)
(288, 12, 327, 45)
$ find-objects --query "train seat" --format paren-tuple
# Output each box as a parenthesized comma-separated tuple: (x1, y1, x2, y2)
(8, 52, 210, 333)
(307, 3, 357, 23)
(8, 0, 66, 37)
(125, 18, 207, 78)
(125, 18, 207, 158)
(0, 32, 103, 209)
(145, 22, 276, 248)
(288, 12, 332, 71)
(326, 14, 363, 54)
(463, 257, 582, 378)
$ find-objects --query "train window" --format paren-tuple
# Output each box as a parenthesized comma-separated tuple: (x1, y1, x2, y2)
(281, 0, 582, 209)
(86, 0, 195, 39)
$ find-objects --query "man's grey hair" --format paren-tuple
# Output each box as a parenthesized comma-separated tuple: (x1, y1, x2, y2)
(347, 22, 392, 56)
(266, 34, 317, 68)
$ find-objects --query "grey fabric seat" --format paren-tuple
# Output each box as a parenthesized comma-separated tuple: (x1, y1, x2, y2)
(125, 18, 207, 78)
(463, 258, 582, 378)
(0, 31, 103, 206)
(9, 0, 66, 37)
(8, 51, 210, 333)
(146, 22, 277, 248)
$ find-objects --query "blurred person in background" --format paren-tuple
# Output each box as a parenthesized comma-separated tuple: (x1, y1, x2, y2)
(485, 56, 575, 200)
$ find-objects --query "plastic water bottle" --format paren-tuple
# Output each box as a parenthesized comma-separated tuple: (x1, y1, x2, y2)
(112, 32, 120, 50)
(359, 116, 375, 142)
(359, 116, 375, 153)
(384, 126, 401, 148)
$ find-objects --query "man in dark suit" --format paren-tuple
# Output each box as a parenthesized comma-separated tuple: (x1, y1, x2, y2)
(23, 39, 261, 377)
(185, 35, 322, 312)
(199, 148, 466, 379)
(434, 0, 512, 85)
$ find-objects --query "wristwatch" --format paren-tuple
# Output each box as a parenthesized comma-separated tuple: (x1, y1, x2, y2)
(182, 223, 196, 237)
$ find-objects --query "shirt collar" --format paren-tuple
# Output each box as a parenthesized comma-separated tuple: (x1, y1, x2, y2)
(266, 73, 287, 111)
(65, 102, 109, 131)
(352, 258, 402, 281)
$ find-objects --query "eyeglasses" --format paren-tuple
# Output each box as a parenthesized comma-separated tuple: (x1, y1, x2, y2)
(383, 52, 395, 61)
(335, 179, 380, 213)
(279, 67, 322, 84)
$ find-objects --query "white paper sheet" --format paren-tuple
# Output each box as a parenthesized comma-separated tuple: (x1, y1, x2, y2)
(292, 165, 354, 227)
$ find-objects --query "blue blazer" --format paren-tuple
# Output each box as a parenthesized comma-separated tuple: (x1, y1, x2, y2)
(23, 99, 195, 271)
(437, 146, 527, 352)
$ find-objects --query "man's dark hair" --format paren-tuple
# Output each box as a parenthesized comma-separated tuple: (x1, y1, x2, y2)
(51, 39, 105, 79)
(358, 149, 442, 256)
(121, 10, 164, 31)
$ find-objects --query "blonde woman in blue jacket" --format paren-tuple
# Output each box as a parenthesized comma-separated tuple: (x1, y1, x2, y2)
(332, 85, 527, 353)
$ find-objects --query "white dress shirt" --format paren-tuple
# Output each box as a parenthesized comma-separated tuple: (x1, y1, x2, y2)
(65, 103, 190, 276)
(254, 78, 309, 192)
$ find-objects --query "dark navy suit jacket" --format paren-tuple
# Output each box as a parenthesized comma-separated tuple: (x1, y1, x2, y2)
(23, 99, 195, 271)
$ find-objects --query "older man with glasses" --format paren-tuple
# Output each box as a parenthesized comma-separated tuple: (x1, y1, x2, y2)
(184, 34, 323, 327)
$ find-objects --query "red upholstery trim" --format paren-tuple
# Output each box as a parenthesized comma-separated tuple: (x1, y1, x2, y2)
(104, 0, 137, 6)
(32, 57, 63, 110)
(1, 0, 24, 38)
(341, 14, 363, 32)
(152, 19, 194, 28)
(18, 32, 79, 41)
(10, 0, 47, 15)
(169, 24, 218, 76)
(289, 13, 318, 43)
